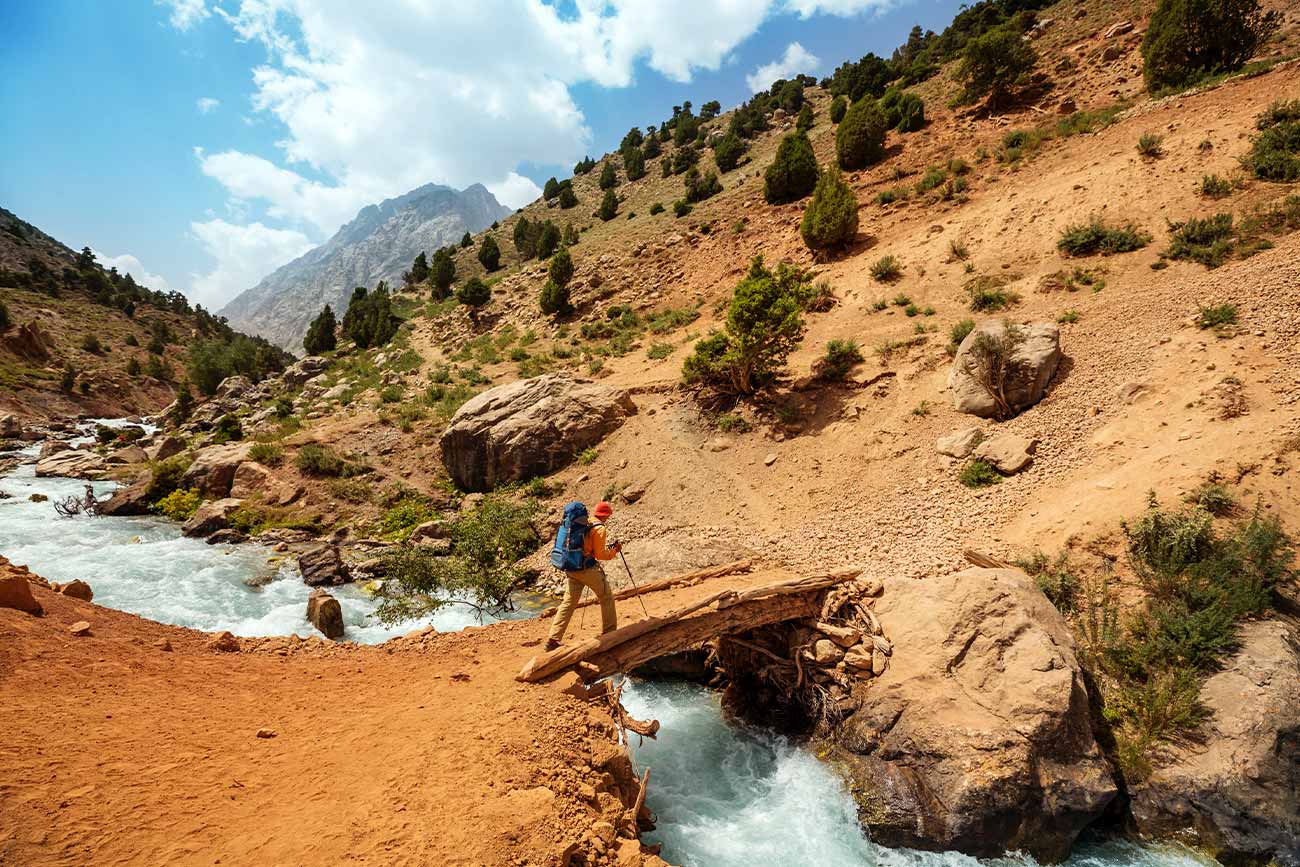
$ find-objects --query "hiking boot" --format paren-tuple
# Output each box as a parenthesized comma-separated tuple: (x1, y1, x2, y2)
(544, 639, 560, 651)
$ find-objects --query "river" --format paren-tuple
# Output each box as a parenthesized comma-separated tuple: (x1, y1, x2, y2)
(0, 430, 1220, 867)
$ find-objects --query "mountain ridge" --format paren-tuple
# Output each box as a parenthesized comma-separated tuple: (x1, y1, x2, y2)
(220, 182, 512, 350)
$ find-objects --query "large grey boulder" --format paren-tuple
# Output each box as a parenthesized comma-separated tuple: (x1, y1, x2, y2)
(180, 443, 252, 498)
(306, 589, 345, 639)
(440, 374, 636, 492)
(298, 544, 352, 587)
(948, 321, 1061, 418)
(830, 567, 1115, 861)
(181, 498, 244, 538)
(1131, 621, 1300, 866)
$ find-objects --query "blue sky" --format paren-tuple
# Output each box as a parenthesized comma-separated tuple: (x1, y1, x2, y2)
(0, 0, 964, 311)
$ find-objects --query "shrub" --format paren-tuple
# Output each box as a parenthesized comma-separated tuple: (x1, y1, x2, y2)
(829, 95, 847, 124)
(456, 277, 491, 321)
(673, 200, 692, 218)
(212, 414, 243, 444)
(1058, 218, 1153, 256)
(296, 443, 349, 477)
(881, 88, 925, 132)
(539, 279, 570, 317)
(558, 186, 578, 209)
(957, 23, 1036, 106)
(1247, 103, 1300, 181)
(1058, 309, 1080, 324)
(623, 146, 646, 181)
(1142, 0, 1280, 92)
(1196, 302, 1238, 329)
(966, 275, 1019, 312)
(876, 186, 907, 205)
(1137, 133, 1164, 157)
(536, 222, 562, 259)
(714, 132, 746, 173)
(1186, 478, 1235, 516)
(248, 442, 284, 467)
(1167, 213, 1236, 267)
(870, 255, 903, 282)
(915, 165, 947, 194)
(647, 342, 674, 360)
(598, 189, 618, 221)
(959, 459, 1002, 488)
(478, 235, 501, 272)
(949, 238, 970, 261)
(1200, 174, 1232, 198)
(817, 339, 863, 381)
(764, 132, 819, 204)
(548, 247, 575, 288)
(1020, 551, 1082, 613)
(598, 161, 618, 190)
(340, 285, 400, 350)
(126, 357, 141, 376)
(81, 334, 102, 354)
(796, 103, 814, 133)
(948, 318, 975, 355)
(124, 333, 138, 347)
(303, 305, 337, 355)
(0, 299, 8, 330)
(836, 99, 888, 171)
(800, 166, 859, 251)
(153, 488, 201, 521)
(430, 248, 456, 298)
(649, 202, 665, 216)
(681, 257, 810, 395)
(145, 454, 192, 504)
(684, 167, 722, 203)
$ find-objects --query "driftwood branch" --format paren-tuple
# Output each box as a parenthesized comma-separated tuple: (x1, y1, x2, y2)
(964, 549, 1016, 570)
(538, 560, 755, 618)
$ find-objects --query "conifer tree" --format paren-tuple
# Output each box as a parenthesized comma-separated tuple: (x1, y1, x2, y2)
(303, 304, 338, 355)
(478, 234, 501, 272)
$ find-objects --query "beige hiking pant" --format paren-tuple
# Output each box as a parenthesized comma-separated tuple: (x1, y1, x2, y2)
(547, 565, 617, 643)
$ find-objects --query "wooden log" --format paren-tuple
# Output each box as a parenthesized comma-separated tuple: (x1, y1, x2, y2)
(964, 549, 1015, 570)
(537, 560, 755, 618)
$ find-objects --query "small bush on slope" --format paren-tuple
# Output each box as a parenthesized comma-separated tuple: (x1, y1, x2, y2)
(800, 166, 859, 251)
(765, 131, 819, 204)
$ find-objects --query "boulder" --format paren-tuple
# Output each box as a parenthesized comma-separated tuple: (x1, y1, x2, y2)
(282, 356, 329, 386)
(2, 321, 54, 361)
(831, 567, 1115, 861)
(0, 414, 20, 438)
(298, 544, 351, 587)
(1130, 621, 1300, 865)
(0, 573, 42, 614)
(620, 480, 649, 504)
(208, 631, 241, 652)
(181, 498, 244, 538)
(216, 375, 255, 400)
(68, 620, 92, 637)
(98, 472, 154, 517)
(948, 321, 1061, 418)
(34, 449, 107, 479)
(107, 444, 148, 465)
(812, 639, 845, 665)
(144, 435, 186, 462)
(206, 529, 249, 545)
(39, 440, 72, 458)
(936, 427, 984, 459)
(306, 589, 345, 639)
(230, 461, 301, 506)
(440, 374, 636, 491)
(971, 433, 1037, 474)
(180, 443, 252, 498)
(58, 579, 93, 602)
(409, 520, 452, 543)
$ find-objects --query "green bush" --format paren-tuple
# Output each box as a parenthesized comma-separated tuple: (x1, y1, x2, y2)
(1186, 478, 1236, 516)
(1195, 302, 1238, 329)
(956, 23, 1036, 106)
(817, 339, 863, 381)
(1247, 101, 1300, 181)
(212, 414, 243, 444)
(966, 275, 1020, 312)
(1057, 218, 1153, 256)
(456, 277, 491, 319)
(870, 255, 903, 282)
(296, 443, 350, 477)
(548, 247, 575, 288)
(1142, 0, 1280, 92)
(1137, 133, 1165, 157)
(649, 202, 665, 216)
(340, 285, 400, 350)
(959, 459, 1002, 488)
(647, 342, 674, 360)
(430, 248, 456, 298)
(948, 318, 976, 355)
(145, 454, 193, 504)
(598, 189, 618, 221)
(684, 167, 722, 203)
(478, 235, 501, 272)
(764, 131, 819, 204)
(153, 488, 201, 521)
(1200, 174, 1233, 198)
(248, 441, 284, 467)
(623, 147, 646, 181)
(81, 334, 102, 354)
(796, 103, 814, 133)
(714, 132, 746, 173)
(0, 299, 8, 330)
(1167, 214, 1236, 267)
(673, 200, 693, 218)
(539, 279, 570, 317)
(915, 165, 947, 194)
(800, 166, 859, 251)
(836, 99, 887, 171)
(880, 88, 925, 132)
(599, 161, 618, 190)
(1020, 551, 1081, 613)
(681, 257, 810, 395)
(829, 95, 847, 124)
(303, 304, 337, 355)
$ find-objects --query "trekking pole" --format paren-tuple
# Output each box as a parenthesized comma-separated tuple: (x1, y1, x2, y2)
(577, 584, 588, 630)
(620, 550, 652, 619)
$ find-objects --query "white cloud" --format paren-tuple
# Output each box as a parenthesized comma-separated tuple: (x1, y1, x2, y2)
(158, 0, 210, 31)
(746, 42, 821, 93)
(196, 97, 220, 114)
(92, 251, 175, 295)
(196, 147, 371, 234)
(784, 0, 896, 15)
(487, 172, 542, 211)
(188, 219, 315, 309)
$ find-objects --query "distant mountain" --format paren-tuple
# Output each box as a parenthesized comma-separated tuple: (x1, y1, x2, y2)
(220, 183, 513, 350)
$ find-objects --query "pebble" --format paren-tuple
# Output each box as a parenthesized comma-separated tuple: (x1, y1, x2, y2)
(68, 621, 92, 637)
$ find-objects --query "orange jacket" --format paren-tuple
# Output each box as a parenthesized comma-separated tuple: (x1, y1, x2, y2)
(583, 522, 619, 562)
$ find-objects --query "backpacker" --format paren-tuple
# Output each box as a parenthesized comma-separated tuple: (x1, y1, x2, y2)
(550, 502, 593, 572)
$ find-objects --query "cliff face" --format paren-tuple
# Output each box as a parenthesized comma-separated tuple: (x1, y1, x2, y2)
(219, 183, 512, 350)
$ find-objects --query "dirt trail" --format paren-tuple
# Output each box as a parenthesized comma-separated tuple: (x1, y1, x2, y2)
(0, 568, 795, 867)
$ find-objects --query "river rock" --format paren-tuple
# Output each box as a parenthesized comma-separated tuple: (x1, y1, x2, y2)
(208, 631, 241, 652)
(831, 567, 1115, 861)
(0, 414, 21, 438)
(306, 588, 345, 640)
(68, 620, 92, 636)
(39, 440, 72, 458)
(206, 529, 249, 545)
(1130, 620, 1300, 865)
(936, 427, 984, 459)
(0, 573, 42, 615)
(181, 498, 244, 538)
(440, 374, 636, 491)
(181, 443, 252, 497)
(298, 544, 351, 586)
(144, 435, 186, 462)
(34, 449, 107, 479)
(230, 461, 301, 506)
(948, 321, 1061, 418)
(58, 579, 94, 602)
(970, 433, 1037, 474)
(98, 472, 154, 516)
(107, 444, 148, 465)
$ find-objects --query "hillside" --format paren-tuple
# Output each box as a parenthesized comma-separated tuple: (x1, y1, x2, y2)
(0, 208, 291, 421)
(220, 183, 513, 351)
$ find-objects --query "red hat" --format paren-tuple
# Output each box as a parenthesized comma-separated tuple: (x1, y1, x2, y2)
(593, 501, 613, 519)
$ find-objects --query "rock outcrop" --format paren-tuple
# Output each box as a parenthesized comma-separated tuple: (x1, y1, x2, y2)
(181, 498, 244, 538)
(144, 435, 186, 463)
(441, 374, 636, 492)
(181, 443, 252, 498)
(98, 472, 154, 516)
(831, 567, 1115, 861)
(0, 572, 42, 614)
(971, 432, 1037, 474)
(298, 545, 351, 587)
(306, 589, 345, 639)
(230, 461, 301, 506)
(948, 321, 1061, 418)
(1131, 620, 1300, 866)
(34, 449, 107, 479)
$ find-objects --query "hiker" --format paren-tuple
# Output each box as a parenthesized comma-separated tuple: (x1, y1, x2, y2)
(545, 500, 620, 650)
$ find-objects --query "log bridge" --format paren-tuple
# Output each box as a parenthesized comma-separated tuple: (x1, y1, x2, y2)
(516, 567, 862, 683)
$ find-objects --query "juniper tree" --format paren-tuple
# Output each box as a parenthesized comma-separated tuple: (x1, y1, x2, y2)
(836, 99, 887, 170)
(478, 234, 501, 272)
(800, 166, 859, 252)
(456, 277, 491, 322)
(303, 304, 337, 355)
(764, 131, 819, 204)
(431, 248, 456, 298)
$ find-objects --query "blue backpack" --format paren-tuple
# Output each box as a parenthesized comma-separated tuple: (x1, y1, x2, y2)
(551, 502, 593, 572)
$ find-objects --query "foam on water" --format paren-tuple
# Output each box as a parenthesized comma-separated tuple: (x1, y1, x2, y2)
(621, 679, 1220, 867)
